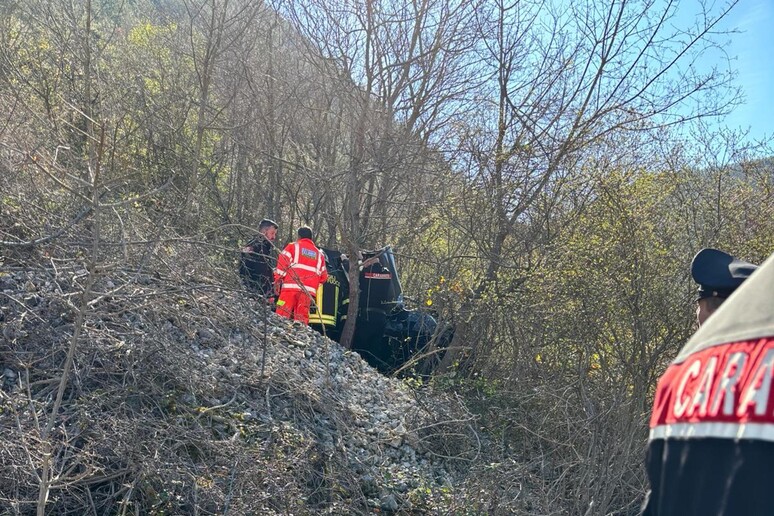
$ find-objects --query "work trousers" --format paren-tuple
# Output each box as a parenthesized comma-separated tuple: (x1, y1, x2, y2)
(276, 289, 312, 324)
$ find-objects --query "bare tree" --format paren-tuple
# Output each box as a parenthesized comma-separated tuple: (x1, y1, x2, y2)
(276, 0, 482, 348)
(437, 0, 742, 371)
(179, 0, 263, 225)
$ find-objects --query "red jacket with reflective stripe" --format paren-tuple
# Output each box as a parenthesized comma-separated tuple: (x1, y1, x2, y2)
(642, 335, 774, 515)
(274, 238, 328, 294)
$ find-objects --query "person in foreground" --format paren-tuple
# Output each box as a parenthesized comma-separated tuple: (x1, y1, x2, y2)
(641, 248, 770, 515)
(273, 226, 327, 325)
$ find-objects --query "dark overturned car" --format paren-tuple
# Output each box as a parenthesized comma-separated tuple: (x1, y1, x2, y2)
(308, 246, 452, 374)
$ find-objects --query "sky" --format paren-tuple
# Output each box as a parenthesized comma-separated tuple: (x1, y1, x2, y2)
(711, 0, 774, 143)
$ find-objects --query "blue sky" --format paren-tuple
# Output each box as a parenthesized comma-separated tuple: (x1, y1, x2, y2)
(714, 0, 774, 142)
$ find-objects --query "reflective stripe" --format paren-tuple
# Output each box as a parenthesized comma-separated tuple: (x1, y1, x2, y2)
(309, 284, 337, 326)
(292, 243, 299, 265)
(290, 263, 318, 273)
(309, 314, 337, 326)
(319, 254, 325, 275)
(279, 282, 316, 294)
(274, 269, 286, 277)
(650, 422, 774, 443)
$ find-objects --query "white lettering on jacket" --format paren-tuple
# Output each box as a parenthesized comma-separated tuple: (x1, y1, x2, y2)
(709, 352, 747, 417)
(650, 337, 774, 442)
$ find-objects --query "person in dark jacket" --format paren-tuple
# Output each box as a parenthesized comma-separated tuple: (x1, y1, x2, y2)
(641, 248, 764, 516)
(239, 219, 278, 300)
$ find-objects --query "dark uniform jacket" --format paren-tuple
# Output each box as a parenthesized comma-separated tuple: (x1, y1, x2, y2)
(641, 252, 774, 515)
(239, 235, 275, 297)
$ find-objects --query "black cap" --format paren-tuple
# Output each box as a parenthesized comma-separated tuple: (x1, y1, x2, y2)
(690, 248, 758, 300)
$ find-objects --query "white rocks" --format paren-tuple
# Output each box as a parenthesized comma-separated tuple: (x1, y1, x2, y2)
(2, 266, 465, 508)
(380, 494, 399, 511)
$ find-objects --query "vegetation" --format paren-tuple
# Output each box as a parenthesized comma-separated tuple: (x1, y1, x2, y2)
(1, 0, 772, 514)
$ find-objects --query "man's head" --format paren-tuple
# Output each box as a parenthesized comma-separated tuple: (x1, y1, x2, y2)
(297, 226, 313, 241)
(691, 248, 758, 325)
(259, 219, 278, 242)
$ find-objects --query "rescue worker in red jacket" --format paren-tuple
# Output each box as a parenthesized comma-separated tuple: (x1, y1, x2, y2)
(273, 226, 328, 324)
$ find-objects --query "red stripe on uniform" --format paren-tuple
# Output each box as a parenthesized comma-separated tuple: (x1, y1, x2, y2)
(650, 336, 774, 438)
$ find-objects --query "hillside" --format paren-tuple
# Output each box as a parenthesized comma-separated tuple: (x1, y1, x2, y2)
(0, 247, 539, 515)
(3, 0, 772, 513)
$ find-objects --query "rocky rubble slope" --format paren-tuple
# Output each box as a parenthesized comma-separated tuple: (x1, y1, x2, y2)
(0, 260, 522, 515)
